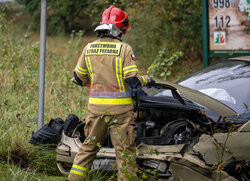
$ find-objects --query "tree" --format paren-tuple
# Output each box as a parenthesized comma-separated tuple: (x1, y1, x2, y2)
(17, 0, 136, 35)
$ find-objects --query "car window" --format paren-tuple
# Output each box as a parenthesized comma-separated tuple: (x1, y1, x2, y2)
(178, 60, 250, 114)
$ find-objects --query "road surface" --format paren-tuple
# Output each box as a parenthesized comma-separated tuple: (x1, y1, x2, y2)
(0, 0, 14, 2)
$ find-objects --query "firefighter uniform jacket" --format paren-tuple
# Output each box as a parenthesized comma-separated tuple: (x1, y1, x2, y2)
(73, 37, 149, 115)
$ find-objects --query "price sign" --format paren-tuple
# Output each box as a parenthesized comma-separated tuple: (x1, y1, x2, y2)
(208, 0, 250, 54)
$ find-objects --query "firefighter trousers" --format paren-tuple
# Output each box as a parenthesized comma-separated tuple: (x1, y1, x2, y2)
(68, 110, 137, 181)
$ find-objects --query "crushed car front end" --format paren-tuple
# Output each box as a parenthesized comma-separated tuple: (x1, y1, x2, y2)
(56, 80, 250, 180)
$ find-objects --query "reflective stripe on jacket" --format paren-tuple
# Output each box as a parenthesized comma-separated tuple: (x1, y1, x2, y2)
(74, 37, 148, 115)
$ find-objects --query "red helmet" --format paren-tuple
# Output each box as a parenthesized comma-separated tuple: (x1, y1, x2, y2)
(100, 6, 129, 34)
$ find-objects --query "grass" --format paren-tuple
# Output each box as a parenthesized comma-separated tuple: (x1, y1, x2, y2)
(0, 4, 90, 180)
(0, 162, 113, 181)
(0, 163, 65, 181)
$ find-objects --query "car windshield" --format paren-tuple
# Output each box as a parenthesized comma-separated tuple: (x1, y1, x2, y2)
(177, 60, 250, 114)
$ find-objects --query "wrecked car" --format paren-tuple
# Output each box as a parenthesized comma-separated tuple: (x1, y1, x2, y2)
(56, 58, 250, 181)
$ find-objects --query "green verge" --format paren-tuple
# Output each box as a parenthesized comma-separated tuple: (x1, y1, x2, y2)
(0, 6, 87, 178)
(0, 163, 65, 181)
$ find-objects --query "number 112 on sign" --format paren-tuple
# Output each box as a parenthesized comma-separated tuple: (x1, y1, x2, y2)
(214, 15, 231, 29)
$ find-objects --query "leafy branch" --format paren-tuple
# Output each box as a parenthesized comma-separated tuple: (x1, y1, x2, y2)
(148, 49, 183, 80)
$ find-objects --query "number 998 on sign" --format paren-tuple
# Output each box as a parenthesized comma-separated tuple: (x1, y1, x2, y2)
(213, 0, 231, 9)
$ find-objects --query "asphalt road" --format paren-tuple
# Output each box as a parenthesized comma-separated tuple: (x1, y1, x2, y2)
(0, 0, 14, 6)
(0, 0, 15, 2)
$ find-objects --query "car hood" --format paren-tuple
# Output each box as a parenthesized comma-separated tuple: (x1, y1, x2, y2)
(155, 79, 237, 117)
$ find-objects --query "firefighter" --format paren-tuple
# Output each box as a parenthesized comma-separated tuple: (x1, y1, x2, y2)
(68, 6, 154, 181)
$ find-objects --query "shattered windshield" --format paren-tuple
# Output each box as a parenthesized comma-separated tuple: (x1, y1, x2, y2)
(177, 60, 250, 115)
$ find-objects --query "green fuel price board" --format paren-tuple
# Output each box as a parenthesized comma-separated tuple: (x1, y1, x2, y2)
(209, 0, 250, 55)
(203, 0, 250, 66)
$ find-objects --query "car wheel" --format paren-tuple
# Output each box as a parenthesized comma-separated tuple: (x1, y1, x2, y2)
(56, 161, 72, 175)
(160, 119, 196, 145)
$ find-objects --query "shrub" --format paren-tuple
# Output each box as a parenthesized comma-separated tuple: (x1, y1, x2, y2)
(124, 0, 202, 66)
(16, 0, 135, 35)
(148, 50, 183, 80)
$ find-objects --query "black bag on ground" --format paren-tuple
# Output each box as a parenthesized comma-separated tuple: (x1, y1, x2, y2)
(28, 118, 64, 146)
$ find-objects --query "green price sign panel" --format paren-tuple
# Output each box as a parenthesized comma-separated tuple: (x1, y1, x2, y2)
(208, 0, 250, 56)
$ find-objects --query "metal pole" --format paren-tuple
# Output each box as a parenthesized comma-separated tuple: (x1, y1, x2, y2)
(38, 0, 47, 130)
(202, 0, 209, 67)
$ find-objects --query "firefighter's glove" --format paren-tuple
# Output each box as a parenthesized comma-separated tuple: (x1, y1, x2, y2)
(71, 71, 83, 86)
(146, 77, 155, 87)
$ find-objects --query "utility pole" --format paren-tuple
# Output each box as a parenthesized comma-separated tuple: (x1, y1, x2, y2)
(202, 0, 209, 67)
(38, 0, 47, 130)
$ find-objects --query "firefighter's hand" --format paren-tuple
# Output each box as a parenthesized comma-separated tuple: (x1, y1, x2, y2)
(71, 71, 83, 86)
(71, 77, 83, 86)
(71, 77, 77, 84)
